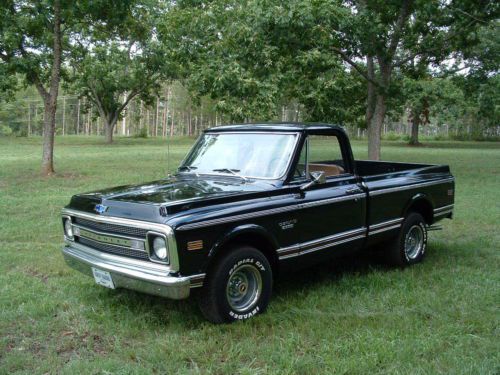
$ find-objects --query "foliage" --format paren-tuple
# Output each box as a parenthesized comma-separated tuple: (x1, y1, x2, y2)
(163, 0, 498, 157)
(160, 1, 284, 121)
(162, 1, 367, 124)
(68, 0, 170, 143)
(0, 124, 13, 136)
(0, 0, 151, 173)
(134, 126, 150, 138)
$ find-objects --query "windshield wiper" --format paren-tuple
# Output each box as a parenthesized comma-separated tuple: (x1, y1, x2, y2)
(178, 165, 197, 172)
(212, 168, 248, 181)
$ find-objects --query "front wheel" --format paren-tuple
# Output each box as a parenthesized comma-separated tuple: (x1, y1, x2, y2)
(198, 246, 273, 323)
(387, 212, 428, 266)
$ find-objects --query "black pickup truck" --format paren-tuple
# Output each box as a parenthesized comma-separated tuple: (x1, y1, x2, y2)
(61, 123, 454, 323)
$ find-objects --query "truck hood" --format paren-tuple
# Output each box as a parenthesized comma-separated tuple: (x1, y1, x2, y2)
(67, 175, 276, 222)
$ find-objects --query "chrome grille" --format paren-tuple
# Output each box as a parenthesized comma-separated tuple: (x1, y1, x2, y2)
(77, 237, 150, 261)
(73, 217, 148, 238)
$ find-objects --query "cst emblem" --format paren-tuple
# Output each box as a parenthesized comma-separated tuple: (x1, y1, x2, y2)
(94, 204, 108, 214)
(279, 219, 297, 230)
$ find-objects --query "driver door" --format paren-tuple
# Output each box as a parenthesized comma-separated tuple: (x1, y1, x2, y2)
(290, 133, 366, 261)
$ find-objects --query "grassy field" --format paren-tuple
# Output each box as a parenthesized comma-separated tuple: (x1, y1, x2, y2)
(0, 136, 499, 374)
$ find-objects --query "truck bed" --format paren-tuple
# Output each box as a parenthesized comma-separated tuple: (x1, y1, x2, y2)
(355, 160, 437, 177)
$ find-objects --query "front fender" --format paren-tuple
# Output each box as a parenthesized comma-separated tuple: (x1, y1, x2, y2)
(208, 224, 279, 259)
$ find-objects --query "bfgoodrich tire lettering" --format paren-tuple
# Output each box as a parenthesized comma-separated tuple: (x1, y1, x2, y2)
(198, 246, 273, 323)
(387, 212, 428, 266)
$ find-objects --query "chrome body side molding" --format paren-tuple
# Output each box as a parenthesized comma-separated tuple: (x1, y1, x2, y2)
(369, 178, 454, 196)
(277, 227, 367, 260)
(368, 217, 404, 236)
(433, 203, 454, 217)
(177, 193, 366, 231)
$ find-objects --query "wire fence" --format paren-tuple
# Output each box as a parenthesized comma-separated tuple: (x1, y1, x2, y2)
(1, 93, 499, 140)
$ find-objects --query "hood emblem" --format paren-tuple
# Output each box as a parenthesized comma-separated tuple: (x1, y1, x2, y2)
(94, 204, 108, 214)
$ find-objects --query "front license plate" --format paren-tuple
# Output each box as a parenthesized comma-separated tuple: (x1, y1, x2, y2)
(91, 267, 115, 289)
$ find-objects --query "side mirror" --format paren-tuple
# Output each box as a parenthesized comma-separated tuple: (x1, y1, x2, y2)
(300, 171, 326, 191)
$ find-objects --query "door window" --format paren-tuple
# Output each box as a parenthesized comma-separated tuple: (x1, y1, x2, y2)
(308, 135, 346, 177)
(293, 135, 347, 180)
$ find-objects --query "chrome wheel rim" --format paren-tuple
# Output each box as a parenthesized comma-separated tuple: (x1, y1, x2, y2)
(226, 264, 262, 312)
(405, 225, 424, 260)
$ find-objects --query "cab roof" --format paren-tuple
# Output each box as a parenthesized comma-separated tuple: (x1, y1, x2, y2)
(205, 122, 345, 134)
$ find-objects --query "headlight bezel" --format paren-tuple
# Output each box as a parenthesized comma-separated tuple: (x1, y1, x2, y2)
(147, 232, 170, 265)
(62, 215, 74, 240)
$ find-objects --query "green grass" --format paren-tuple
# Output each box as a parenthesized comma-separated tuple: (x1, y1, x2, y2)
(0, 136, 499, 374)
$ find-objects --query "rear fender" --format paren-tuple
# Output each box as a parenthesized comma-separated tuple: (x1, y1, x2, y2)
(403, 193, 434, 224)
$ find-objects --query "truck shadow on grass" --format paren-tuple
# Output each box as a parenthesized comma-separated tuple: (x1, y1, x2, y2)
(95, 245, 451, 326)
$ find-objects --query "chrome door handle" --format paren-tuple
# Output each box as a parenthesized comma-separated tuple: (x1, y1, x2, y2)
(346, 187, 362, 194)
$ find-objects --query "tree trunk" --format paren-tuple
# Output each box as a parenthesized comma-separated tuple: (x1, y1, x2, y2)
(367, 94, 386, 160)
(27, 104, 31, 137)
(170, 110, 175, 137)
(76, 99, 80, 135)
(41, 100, 57, 175)
(409, 110, 421, 145)
(39, 0, 62, 176)
(122, 94, 127, 135)
(365, 56, 376, 128)
(155, 97, 160, 137)
(105, 116, 118, 144)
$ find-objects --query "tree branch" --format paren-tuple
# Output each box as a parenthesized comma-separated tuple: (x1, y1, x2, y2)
(331, 46, 381, 87)
(18, 40, 50, 101)
(48, 0, 62, 101)
(388, 0, 413, 58)
(393, 18, 477, 67)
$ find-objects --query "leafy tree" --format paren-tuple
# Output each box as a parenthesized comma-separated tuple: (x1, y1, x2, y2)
(0, 0, 65, 175)
(69, 0, 169, 143)
(160, 1, 282, 122)
(162, 1, 366, 125)
(0, 0, 140, 174)
(403, 75, 464, 145)
(265, 0, 497, 158)
(167, 0, 497, 159)
(452, 21, 500, 136)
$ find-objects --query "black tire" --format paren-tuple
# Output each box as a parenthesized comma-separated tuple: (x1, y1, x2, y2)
(198, 245, 273, 323)
(386, 212, 428, 266)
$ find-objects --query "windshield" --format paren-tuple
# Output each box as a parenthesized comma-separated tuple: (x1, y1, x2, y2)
(179, 132, 298, 179)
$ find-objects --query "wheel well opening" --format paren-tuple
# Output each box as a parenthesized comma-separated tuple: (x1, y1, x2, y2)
(407, 199, 433, 224)
(211, 232, 279, 277)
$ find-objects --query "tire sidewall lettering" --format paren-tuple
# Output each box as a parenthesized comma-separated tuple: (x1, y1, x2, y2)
(420, 222, 427, 255)
(224, 253, 270, 321)
(228, 257, 266, 276)
(229, 306, 260, 320)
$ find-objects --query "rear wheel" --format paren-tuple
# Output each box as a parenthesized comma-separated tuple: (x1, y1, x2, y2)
(387, 212, 427, 266)
(198, 245, 273, 323)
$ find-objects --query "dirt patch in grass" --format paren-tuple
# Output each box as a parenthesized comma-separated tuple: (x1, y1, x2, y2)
(56, 331, 110, 360)
(23, 267, 50, 284)
(2, 337, 17, 355)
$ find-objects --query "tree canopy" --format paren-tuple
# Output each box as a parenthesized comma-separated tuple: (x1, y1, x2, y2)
(0, 0, 498, 172)
(163, 0, 498, 158)
(69, 0, 169, 143)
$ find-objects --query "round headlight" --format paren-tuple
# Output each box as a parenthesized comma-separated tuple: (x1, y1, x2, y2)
(153, 237, 168, 260)
(64, 219, 73, 238)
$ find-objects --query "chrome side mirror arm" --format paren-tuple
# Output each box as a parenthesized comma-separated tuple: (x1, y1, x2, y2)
(300, 171, 326, 191)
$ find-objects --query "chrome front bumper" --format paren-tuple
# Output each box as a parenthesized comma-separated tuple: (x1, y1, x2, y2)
(62, 242, 191, 299)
